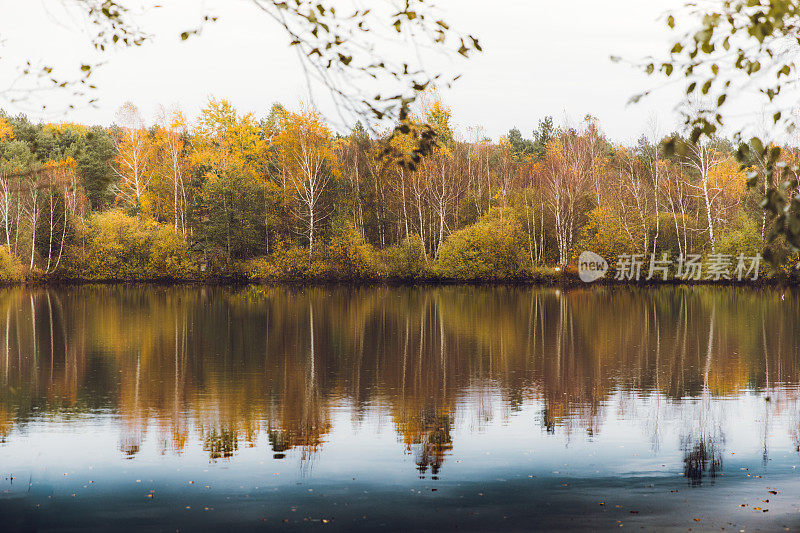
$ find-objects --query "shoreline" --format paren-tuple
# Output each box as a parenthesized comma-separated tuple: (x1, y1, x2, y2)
(7, 275, 796, 288)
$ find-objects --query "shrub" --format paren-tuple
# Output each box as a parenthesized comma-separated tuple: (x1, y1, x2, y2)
(574, 207, 635, 262)
(246, 226, 378, 282)
(713, 214, 793, 279)
(0, 246, 22, 283)
(322, 224, 377, 280)
(242, 256, 276, 281)
(60, 210, 195, 281)
(149, 225, 195, 279)
(715, 214, 763, 259)
(435, 212, 526, 281)
(248, 244, 323, 281)
(380, 234, 429, 281)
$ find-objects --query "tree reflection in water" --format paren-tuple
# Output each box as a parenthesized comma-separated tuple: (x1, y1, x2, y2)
(0, 285, 798, 483)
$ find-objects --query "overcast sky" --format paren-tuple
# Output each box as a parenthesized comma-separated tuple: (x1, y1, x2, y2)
(0, 0, 687, 143)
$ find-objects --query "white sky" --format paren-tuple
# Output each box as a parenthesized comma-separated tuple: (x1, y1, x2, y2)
(0, 0, 690, 143)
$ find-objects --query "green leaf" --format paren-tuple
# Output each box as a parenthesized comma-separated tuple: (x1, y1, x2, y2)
(750, 137, 765, 155)
(769, 146, 782, 164)
(662, 138, 676, 157)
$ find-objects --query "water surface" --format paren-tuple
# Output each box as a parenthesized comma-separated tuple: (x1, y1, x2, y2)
(1, 285, 800, 531)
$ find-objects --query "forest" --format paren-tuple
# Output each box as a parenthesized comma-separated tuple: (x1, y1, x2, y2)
(0, 95, 796, 283)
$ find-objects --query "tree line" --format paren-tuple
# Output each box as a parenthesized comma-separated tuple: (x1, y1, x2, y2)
(0, 96, 796, 282)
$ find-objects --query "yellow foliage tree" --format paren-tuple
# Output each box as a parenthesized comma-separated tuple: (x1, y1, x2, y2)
(113, 102, 153, 214)
(0, 119, 13, 142)
(274, 108, 339, 253)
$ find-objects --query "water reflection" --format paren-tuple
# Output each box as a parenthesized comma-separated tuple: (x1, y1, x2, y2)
(1, 285, 799, 488)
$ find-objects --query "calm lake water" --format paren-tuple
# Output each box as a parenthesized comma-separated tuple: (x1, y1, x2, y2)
(1, 285, 800, 531)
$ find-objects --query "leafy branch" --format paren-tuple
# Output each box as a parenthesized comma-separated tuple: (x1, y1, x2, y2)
(637, 0, 800, 250)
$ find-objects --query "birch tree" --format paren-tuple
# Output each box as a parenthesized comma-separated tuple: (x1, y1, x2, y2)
(275, 109, 339, 253)
(113, 102, 152, 214)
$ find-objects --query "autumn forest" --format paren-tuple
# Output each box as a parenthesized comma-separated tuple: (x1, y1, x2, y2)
(0, 96, 794, 283)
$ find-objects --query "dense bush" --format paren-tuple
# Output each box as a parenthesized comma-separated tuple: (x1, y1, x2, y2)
(0, 246, 22, 283)
(245, 245, 323, 281)
(380, 235, 429, 281)
(60, 210, 196, 281)
(246, 226, 378, 281)
(574, 208, 637, 261)
(435, 212, 527, 281)
(712, 215, 797, 280)
(323, 225, 377, 280)
(715, 214, 763, 259)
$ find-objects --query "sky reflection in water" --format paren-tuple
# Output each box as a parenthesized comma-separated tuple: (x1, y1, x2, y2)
(1, 285, 800, 531)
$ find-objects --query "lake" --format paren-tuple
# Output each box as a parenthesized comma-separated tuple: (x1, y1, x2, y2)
(1, 285, 799, 531)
